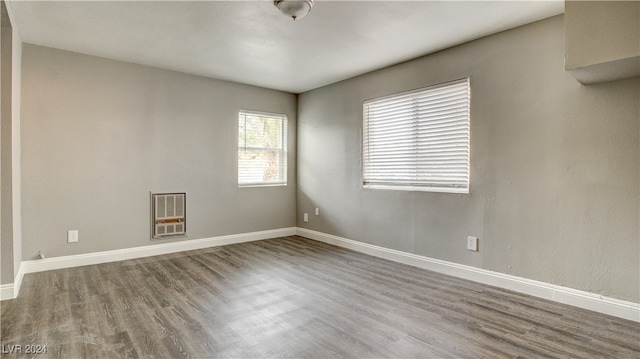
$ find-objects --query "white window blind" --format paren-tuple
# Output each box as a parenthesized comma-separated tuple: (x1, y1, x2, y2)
(238, 111, 288, 186)
(363, 78, 470, 193)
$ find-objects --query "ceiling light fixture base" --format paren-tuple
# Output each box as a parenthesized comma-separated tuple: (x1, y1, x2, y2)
(274, 0, 314, 21)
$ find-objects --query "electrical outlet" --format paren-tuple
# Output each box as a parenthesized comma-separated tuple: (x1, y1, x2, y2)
(68, 230, 79, 243)
(315, 208, 320, 216)
(467, 236, 478, 251)
(303, 213, 309, 223)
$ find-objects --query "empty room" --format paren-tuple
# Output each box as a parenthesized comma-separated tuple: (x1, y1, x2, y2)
(1, 0, 639, 357)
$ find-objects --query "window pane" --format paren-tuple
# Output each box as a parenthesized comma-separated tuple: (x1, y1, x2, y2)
(238, 111, 287, 186)
(362, 78, 470, 193)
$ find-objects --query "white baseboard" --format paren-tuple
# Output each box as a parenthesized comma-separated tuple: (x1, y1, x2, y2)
(5, 226, 639, 323)
(7, 227, 296, 298)
(1, 264, 26, 301)
(296, 228, 640, 323)
(0, 283, 14, 301)
(13, 260, 25, 298)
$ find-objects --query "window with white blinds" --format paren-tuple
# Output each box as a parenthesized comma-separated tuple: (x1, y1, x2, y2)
(362, 78, 470, 193)
(238, 111, 288, 186)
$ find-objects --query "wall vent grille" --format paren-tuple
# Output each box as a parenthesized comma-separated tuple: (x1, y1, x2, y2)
(152, 192, 186, 239)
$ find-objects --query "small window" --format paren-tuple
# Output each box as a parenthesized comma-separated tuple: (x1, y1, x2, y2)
(362, 78, 470, 193)
(238, 111, 288, 186)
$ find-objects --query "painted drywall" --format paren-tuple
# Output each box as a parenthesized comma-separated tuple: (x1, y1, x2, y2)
(297, 15, 640, 303)
(0, 0, 19, 286)
(21, 44, 297, 260)
(0, 0, 12, 285)
(10, 3, 20, 283)
(564, 1, 640, 83)
(565, 0, 639, 70)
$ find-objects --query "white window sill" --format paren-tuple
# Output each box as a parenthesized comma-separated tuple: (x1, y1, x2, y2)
(363, 184, 469, 194)
(238, 183, 288, 188)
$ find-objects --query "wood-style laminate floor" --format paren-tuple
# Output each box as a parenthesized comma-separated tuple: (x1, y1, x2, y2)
(1, 236, 639, 358)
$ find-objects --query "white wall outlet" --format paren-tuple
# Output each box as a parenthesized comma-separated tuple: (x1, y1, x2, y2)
(467, 236, 478, 251)
(315, 207, 320, 216)
(68, 230, 79, 243)
(303, 213, 309, 223)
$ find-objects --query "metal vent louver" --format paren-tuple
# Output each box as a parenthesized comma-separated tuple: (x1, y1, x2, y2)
(152, 192, 186, 239)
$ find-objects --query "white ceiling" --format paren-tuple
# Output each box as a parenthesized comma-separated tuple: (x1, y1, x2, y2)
(7, 1, 563, 94)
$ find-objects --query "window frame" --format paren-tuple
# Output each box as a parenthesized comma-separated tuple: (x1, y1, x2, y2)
(237, 110, 288, 187)
(362, 78, 471, 194)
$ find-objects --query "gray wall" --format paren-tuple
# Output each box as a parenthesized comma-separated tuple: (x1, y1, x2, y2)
(297, 16, 640, 302)
(0, 0, 12, 284)
(1, 0, 20, 286)
(565, 1, 639, 70)
(564, 1, 640, 84)
(21, 44, 297, 260)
